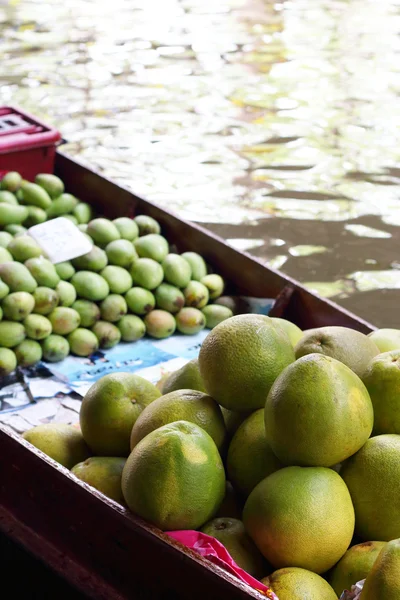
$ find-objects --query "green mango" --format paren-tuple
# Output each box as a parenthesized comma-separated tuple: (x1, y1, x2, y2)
(20, 182, 52, 209)
(73, 202, 93, 224)
(1, 172, 22, 192)
(41, 334, 70, 362)
(35, 173, 64, 198)
(113, 217, 139, 241)
(0, 232, 13, 248)
(87, 218, 121, 247)
(181, 252, 207, 281)
(0, 190, 18, 205)
(0, 204, 29, 226)
(25, 257, 60, 288)
(0, 248, 13, 263)
(0, 347, 17, 376)
(2, 292, 35, 321)
(24, 205, 48, 227)
(15, 339, 43, 367)
(55, 261, 75, 281)
(46, 193, 79, 218)
(71, 271, 109, 301)
(7, 235, 43, 262)
(0, 321, 26, 347)
(0, 262, 37, 293)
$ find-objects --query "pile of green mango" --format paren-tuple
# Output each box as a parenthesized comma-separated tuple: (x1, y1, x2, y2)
(0, 172, 233, 377)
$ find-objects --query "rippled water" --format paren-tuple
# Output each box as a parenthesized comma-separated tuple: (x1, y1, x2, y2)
(1, 0, 400, 326)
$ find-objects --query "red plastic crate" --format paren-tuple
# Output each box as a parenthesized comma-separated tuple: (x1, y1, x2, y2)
(0, 106, 61, 181)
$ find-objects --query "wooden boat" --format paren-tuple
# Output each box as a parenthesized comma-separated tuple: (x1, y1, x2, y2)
(0, 150, 375, 600)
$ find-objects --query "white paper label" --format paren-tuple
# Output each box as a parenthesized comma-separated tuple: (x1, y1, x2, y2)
(28, 217, 93, 264)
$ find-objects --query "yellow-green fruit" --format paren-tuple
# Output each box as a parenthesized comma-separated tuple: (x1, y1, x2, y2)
(130, 389, 227, 452)
(201, 518, 266, 578)
(100, 294, 127, 322)
(265, 354, 373, 467)
(113, 217, 139, 241)
(227, 409, 282, 498)
(24, 205, 47, 227)
(243, 466, 355, 574)
(181, 252, 207, 281)
(23, 423, 90, 469)
(100, 265, 132, 294)
(23, 314, 52, 340)
(0, 232, 13, 248)
(0, 348, 17, 376)
(199, 314, 295, 412)
(162, 254, 191, 288)
(87, 218, 121, 247)
(71, 457, 126, 504)
(73, 202, 93, 224)
(368, 328, 400, 352)
(63, 214, 78, 225)
(55, 261, 75, 281)
(91, 321, 121, 349)
(271, 318, 303, 347)
(72, 246, 108, 272)
(362, 350, 400, 435)
(0, 204, 29, 226)
(0, 262, 37, 293)
(122, 420, 225, 530)
(341, 434, 400, 541)
(329, 541, 387, 596)
(215, 481, 243, 520)
(0, 321, 26, 347)
(20, 181, 52, 209)
(49, 307, 80, 335)
(360, 538, 400, 598)
(175, 307, 205, 335)
(202, 304, 233, 329)
(14, 339, 42, 367)
(105, 239, 137, 268)
(125, 287, 155, 315)
(130, 258, 164, 290)
(72, 300, 100, 328)
(1, 171, 22, 192)
(0, 247, 13, 263)
(80, 372, 161, 456)
(134, 215, 160, 236)
(56, 280, 77, 307)
(201, 274, 224, 300)
(0, 190, 18, 205)
(154, 283, 185, 314)
(161, 359, 206, 395)
(134, 234, 169, 263)
(33, 287, 59, 315)
(183, 281, 209, 309)
(25, 257, 60, 289)
(46, 193, 78, 218)
(117, 315, 145, 342)
(2, 291, 35, 321)
(35, 173, 64, 198)
(262, 567, 337, 600)
(71, 271, 109, 301)
(0, 278, 10, 300)
(295, 326, 380, 378)
(7, 235, 43, 262)
(144, 310, 176, 339)
(68, 328, 99, 357)
(41, 334, 70, 362)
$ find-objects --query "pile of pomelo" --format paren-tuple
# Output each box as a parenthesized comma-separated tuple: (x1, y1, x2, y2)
(0, 172, 231, 376)
(21, 310, 400, 597)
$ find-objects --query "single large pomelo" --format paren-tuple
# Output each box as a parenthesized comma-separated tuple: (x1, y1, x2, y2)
(368, 328, 400, 352)
(227, 409, 282, 497)
(71, 456, 126, 504)
(264, 354, 373, 467)
(271, 317, 303, 347)
(198, 314, 295, 412)
(129, 389, 227, 452)
(262, 567, 337, 600)
(22, 423, 90, 469)
(243, 466, 355, 574)
(362, 350, 400, 435)
(329, 541, 387, 596)
(341, 434, 400, 541)
(160, 359, 206, 394)
(295, 326, 379, 377)
(201, 517, 267, 578)
(80, 373, 161, 456)
(122, 420, 225, 530)
(360, 538, 400, 599)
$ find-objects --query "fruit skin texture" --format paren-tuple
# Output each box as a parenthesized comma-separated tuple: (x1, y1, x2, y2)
(41, 334, 70, 362)
(56, 281, 77, 307)
(262, 567, 337, 600)
(100, 266, 132, 295)
(202, 304, 233, 329)
(362, 350, 400, 435)
(161, 358, 206, 395)
(87, 218, 121, 247)
(329, 541, 387, 596)
(183, 281, 209, 309)
(227, 409, 282, 498)
(243, 466, 355, 574)
(201, 517, 266, 578)
(80, 373, 161, 456)
(33, 287, 59, 315)
(271, 318, 303, 347)
(72, 246, 108, 272)
(130, 258, 164, 290)
(0, 321, 26, 347)
(2, 291, 34, 321)
(265, 353, 373, 467)
(199, 314, 295, 412)
(360, 538, 400, 599)
(130, 389, 227, 452)
(368, 328, 400, 352)
(125, 287, 155, 315)
(175, 307, 205, 335)
(71, 300, 100, 328)
(67, 328, 99, 357)
(113, 217, 139, 241)
(134, 215, 160, 236)
(23, 314, 52, 340)
(181, 252, 207, 281)
(341, 434, 400, 541)
(71, 271, 110, 301)
(22, 423, 91, 469)
(0, 262, 37, 293)
(49, 307, 80, 336)
(294, 326, 380, 378)
(91, 321, 121, 349)
(15, 339, 42, 367)
(122, 420, 225, 531)
(134, 234, 169, 263)
(71, 456, 126, 504)
(117, 315, 145, 342)
(25, 257, 60, 289)
(144, 310, 176, 339)
(201, 274, 224, 300)
(0, 348, 17, 376)
(162, 254, 191, 288)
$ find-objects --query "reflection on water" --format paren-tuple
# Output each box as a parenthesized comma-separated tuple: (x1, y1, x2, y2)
(1, 0, 400, 326)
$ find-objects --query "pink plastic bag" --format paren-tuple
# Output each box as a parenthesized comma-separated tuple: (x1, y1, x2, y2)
(166, 530, 278, 599)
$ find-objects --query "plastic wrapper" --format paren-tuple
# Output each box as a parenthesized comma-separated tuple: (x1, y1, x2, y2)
(340, 580, 365, 599)
(166, 530, 278, 599)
